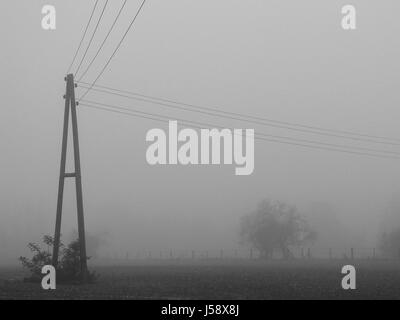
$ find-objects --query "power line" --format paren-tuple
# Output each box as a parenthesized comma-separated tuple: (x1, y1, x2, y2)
(75, 0, 109, 77)
(79, 100, 400, 160)
(77, 81, 400, 144)
(80, 99, 400, 155)
(80, 102, 400, 160)
(78, 0, 147, 102)
(77, 0, 128, 82)
(77, 83, 400, 147)
(66, 0, 100, 74)
(81, 99, 400, 156)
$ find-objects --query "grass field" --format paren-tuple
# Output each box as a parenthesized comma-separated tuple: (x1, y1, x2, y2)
(0, 260, 399, 299)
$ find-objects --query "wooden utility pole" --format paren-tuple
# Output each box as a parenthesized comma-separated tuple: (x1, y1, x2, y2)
(52, 74, 88, 283)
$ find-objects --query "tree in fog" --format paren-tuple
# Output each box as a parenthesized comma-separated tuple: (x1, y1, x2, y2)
(240, 200, 317, 259)
(380, 228, 400, 258)
(379, 197, 400, 258)
(69, 230, 108, 259)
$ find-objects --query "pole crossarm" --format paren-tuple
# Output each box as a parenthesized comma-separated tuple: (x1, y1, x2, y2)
(64, 173, 77, 178)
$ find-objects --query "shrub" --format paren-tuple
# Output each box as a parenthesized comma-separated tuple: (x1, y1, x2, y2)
(19, 235, 98, 284)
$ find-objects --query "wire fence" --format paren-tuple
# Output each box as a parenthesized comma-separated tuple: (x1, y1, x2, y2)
(95, 247, 400, 262)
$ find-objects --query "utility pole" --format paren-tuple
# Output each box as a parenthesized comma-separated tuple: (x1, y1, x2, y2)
(52, 74, 88, 283)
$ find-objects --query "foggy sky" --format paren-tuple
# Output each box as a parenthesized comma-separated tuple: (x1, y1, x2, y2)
(1, 0, 400, 264)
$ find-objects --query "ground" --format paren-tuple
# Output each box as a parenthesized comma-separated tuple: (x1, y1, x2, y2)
(0, 260, 399, 299)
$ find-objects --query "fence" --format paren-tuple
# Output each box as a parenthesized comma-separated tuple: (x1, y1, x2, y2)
(96, 247, 400, 262)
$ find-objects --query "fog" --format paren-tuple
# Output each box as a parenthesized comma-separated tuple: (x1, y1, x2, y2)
(1, 0, 400, 265)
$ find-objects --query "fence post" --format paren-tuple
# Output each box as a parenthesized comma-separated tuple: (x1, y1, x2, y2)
(301, 248, 304, 259)
(192, 250, 195, 259)
(351, 248, 354, 260)
(373, 248, 376, 260)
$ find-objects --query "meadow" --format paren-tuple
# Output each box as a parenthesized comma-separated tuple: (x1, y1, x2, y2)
(0, 260, 399, 300)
